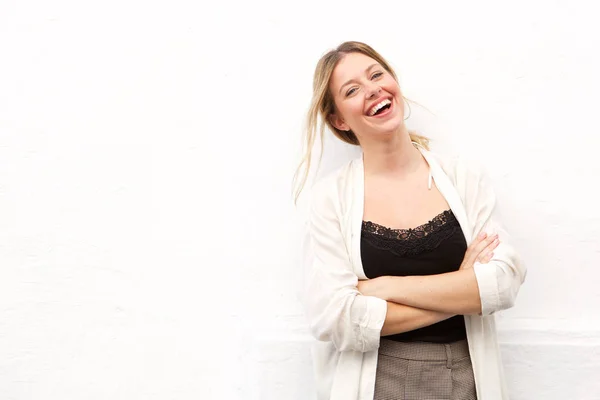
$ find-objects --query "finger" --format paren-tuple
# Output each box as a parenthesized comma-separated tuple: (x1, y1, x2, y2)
(466, 232, 489, 259)
(476, 242, 498, 261)
(469, 234, 499, 262)
(476, 237, 500, 262)
(465, 232, 488, 259)
(474, 234, 499, 254)
(480, 237, 500, 254)
(477, 252, 494, 264)
(489, 237, 500, 250)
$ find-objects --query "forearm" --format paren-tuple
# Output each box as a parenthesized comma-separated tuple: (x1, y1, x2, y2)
(384, 269, 482, 314)
(381, 301, 455, 336)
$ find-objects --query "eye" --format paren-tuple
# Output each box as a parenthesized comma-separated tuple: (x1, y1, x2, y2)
(345, 87, 358, 96)
(371, 71, 384, 79)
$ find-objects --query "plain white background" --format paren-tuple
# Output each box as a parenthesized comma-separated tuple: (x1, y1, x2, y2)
(1, 1, 599, 399)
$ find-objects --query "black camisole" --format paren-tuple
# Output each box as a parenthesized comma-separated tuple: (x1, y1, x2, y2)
(360, 209, 468, 343)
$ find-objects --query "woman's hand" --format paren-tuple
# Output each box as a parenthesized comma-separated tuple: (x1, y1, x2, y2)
(357, 232, 499, 300)
(460, 232, 500, 270)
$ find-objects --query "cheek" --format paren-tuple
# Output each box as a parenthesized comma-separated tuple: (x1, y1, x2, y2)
(345, 99, 365, 120)
(335, 100, 362, 123)
(385, 80, 401, 96)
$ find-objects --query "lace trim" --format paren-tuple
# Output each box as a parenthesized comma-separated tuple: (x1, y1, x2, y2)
(362, 210, 460, 257)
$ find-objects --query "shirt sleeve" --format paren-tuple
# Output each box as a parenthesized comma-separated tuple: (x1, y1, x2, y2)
(458, 157, 527, 316)
(302, 183, 387, 352)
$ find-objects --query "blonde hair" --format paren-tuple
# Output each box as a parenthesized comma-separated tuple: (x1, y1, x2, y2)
(293, 41, 429, 203)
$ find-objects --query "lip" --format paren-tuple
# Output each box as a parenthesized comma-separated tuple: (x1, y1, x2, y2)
(367, 97, 394, 118)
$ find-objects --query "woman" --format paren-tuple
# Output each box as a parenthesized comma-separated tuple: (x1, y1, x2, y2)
(294, 41, 526, 400)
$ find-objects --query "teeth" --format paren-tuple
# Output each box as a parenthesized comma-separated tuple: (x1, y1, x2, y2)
(369, 99, 392, 116)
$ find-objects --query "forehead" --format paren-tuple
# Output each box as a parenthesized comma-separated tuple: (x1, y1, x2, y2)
(330, 52, 381, 92)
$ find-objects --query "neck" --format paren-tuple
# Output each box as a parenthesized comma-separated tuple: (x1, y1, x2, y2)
(361, 127, 423, 178)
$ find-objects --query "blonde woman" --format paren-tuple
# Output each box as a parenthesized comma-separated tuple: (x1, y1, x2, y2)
(295, 42, 526, 400)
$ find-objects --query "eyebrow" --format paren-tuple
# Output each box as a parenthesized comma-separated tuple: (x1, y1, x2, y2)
(338, 63, 380, 95)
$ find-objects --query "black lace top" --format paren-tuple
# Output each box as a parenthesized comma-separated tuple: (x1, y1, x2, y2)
(361, 209, 468, 343)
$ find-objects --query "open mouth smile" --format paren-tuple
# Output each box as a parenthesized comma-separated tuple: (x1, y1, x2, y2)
(367, 98, 393, 117)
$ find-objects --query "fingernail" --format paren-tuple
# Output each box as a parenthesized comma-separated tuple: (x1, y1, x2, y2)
(479, 232, 487, 238)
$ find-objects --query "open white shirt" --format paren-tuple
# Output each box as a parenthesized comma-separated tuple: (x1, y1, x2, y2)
(302, 146, 526, 400)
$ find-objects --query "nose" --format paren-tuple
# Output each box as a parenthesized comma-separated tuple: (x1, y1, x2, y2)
(365, 83, 382, 99)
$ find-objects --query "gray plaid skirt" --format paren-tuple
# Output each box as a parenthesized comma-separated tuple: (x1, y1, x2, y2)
(374, 338, 477, 400)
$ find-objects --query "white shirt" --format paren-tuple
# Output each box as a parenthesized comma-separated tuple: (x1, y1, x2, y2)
(302, 145, 527, 400)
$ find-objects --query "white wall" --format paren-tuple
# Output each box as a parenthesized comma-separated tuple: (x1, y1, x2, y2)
(0, 0, 599, 399)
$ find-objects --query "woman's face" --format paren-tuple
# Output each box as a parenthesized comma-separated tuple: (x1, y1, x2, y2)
(328, 52, 405, 140)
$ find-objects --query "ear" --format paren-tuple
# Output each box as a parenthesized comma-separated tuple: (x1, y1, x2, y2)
(328, 112, 350, 132)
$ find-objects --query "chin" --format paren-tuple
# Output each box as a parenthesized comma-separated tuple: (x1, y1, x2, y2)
(375, 117, 405, 135)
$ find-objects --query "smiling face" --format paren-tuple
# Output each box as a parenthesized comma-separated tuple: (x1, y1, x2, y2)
(328, 52, 405, 142)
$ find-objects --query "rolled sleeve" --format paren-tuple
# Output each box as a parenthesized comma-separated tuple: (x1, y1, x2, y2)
(303, 183, 387, 352)
(458, 158, 527, 316)
(473, 235, 525, 316)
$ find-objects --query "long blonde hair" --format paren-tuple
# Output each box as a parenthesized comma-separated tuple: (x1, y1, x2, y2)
(293, 41, 429, 203)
